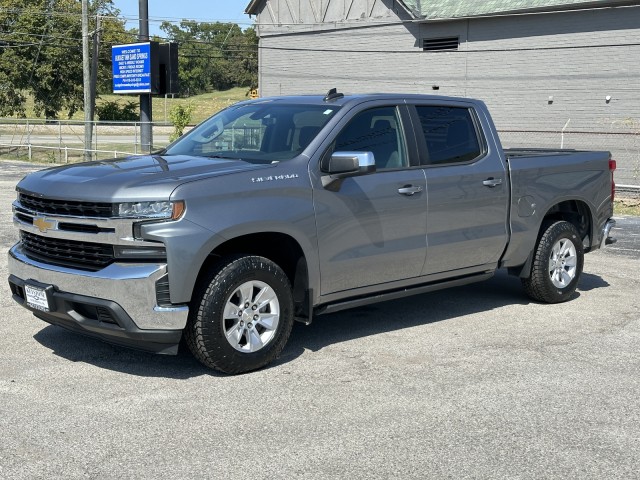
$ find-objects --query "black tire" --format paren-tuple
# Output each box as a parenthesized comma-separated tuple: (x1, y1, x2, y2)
(185, 255, 294, 374)
(522, 220, 584, 303)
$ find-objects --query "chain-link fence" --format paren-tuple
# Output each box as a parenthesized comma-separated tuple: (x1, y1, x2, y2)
(499, 127, 640, 188)
(1, 118, 639, 189)
(0, 119, 174, 163)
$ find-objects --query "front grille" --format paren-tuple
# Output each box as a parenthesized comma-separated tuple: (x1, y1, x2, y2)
(70, 302, 119, 325)
(9, 281, 25, 301)
(15, 212, 32, 224)
(18, 193, 113, 218)
(20, 231, 114, 271)
(57, 222, 108, 234)
(96, 307, 118, 324)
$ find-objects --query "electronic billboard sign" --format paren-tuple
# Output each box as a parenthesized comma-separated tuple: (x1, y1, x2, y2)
(112, 42, 159, 94)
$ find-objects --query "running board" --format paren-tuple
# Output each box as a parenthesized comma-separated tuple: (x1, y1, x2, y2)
(314, 271, 494, 317)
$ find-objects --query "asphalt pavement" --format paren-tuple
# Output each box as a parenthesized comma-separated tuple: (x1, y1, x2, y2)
(1, 160, 639, 479)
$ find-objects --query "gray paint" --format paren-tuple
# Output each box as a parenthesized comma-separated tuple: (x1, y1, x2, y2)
(8, 94, 614, 346)
(406, 97, 510, 274)
(502, 148, 614, 268)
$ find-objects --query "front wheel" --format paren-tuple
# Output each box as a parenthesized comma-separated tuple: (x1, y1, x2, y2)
(185, 255, 294, 374)
(522, 221, 584, 303)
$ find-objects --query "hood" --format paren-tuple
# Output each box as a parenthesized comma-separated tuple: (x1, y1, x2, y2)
(16, 154, 270, 202)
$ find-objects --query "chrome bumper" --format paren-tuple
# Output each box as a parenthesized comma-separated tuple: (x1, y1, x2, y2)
(600, 219, 617, 249)
(7, 244, 188, 330)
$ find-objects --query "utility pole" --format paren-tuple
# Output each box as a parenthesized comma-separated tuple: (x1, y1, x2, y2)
(139, 0, 152, 153)
(82, 0, 93, 161)
(89, 15, 101, 152)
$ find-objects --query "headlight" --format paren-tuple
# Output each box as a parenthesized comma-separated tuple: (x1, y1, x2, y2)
(115, 200, 185, 220)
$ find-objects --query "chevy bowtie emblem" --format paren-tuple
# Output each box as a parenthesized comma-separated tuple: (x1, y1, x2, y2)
(33, 217, 56, 233)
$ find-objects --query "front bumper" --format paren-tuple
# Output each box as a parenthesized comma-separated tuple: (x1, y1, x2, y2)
(7, 244, 188, 354)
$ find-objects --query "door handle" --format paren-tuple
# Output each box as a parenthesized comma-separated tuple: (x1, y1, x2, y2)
(482, 177, 503, 188)
(398, 185, 423, 196)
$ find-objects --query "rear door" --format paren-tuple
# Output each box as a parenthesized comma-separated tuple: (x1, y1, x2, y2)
(313, 104, 428, 295)
(408, 102, 509, 275)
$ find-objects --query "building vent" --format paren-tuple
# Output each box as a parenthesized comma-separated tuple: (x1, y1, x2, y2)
(422, 37, 459, 52)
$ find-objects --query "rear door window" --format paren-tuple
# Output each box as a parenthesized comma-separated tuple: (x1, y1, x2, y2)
(415, 106, 483, 165)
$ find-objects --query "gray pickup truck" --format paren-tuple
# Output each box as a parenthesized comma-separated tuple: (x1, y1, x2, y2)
(8, 91, 617, 374)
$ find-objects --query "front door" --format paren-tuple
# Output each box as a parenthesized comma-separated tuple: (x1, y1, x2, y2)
(313, 106, 428, 295)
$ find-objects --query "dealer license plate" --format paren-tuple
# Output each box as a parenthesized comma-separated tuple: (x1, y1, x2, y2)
(25, 284, 50, 312)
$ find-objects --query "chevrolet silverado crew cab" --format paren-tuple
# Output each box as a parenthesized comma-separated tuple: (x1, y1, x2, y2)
(8, 91, 617, 374)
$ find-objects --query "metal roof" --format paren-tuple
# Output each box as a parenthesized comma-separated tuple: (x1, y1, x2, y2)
(246, 0, 637, 18)
(399, 0, 637, 20)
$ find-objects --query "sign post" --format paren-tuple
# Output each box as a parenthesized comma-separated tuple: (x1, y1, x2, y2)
(138, 0, 152, 153)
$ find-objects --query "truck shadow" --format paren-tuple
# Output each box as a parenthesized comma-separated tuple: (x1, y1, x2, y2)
(276, 269, 609, 363)
(279, 270, 525, 360)
(32, 269, 609, 377)
(32, 328, 214, 379)
(578, 272, 610, 291)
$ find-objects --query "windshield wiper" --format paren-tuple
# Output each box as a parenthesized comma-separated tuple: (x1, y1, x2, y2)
(201, 153, 247, 162)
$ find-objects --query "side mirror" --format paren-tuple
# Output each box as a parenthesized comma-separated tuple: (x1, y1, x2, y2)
(323, 151, 376, 177)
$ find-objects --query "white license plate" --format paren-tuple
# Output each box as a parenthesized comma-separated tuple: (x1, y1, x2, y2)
(25, 284, 50, 312)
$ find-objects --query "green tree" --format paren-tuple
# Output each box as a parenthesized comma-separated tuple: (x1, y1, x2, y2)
(95, 4, 131, 94)
(0, 0, 128, 118)
(160, 21, 258, 96)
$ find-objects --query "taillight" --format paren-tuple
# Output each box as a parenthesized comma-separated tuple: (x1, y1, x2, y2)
(609, 159, 616, 201)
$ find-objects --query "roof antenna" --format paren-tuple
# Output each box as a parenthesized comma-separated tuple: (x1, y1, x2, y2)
(324, 88, 344, 102)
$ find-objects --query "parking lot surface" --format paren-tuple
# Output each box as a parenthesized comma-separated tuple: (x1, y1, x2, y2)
(1, 160, 639, 479)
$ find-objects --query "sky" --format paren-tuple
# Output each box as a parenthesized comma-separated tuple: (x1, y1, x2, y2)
(110, 0, 255, 36)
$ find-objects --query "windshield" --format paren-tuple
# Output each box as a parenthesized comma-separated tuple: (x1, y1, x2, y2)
(164, 102, 341, 163)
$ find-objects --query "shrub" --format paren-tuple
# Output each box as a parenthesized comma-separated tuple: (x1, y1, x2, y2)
(169, 103, 194, 141)
(96, 100, 139, 122)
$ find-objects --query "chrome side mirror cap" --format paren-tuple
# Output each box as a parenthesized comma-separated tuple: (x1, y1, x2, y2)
(323, 151, 376, 177)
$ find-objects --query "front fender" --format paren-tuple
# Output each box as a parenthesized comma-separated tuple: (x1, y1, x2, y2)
(143, 164, 320, 304)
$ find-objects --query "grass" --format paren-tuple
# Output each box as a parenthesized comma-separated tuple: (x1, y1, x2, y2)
(127, 87, 249, 124)
(18, 87, 250, 125)
(614, 197, 640, 216)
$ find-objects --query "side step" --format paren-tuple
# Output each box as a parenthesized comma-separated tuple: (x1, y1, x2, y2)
(313, 271, 494, 318)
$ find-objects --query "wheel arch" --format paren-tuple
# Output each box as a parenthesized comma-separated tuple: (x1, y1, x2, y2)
(539, 199, 594, 250)
(509, 198, 594, 278)
(194, 231, 312, 319)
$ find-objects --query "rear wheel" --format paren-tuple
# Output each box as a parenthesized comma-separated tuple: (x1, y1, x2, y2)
(185, 255, 294, 374)
(522, 221, 584, 303)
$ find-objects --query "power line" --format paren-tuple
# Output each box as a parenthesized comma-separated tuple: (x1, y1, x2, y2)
(115, 14, 255, 26)
(1, 7, 254, 26)
(0, 32, 257, 50)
